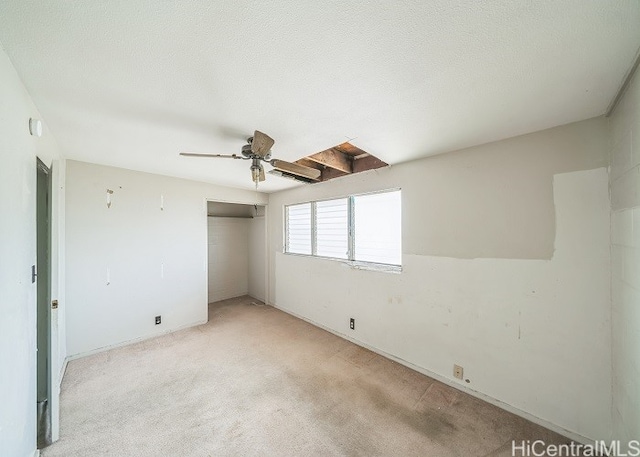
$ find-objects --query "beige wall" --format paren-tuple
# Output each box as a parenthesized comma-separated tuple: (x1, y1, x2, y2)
(267, 117, 611, 441)
(610, 66, 640, 448)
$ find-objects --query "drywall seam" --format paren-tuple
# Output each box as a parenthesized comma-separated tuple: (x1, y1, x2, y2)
(66, 319, 207, 361)
(271, 302, 592, 445)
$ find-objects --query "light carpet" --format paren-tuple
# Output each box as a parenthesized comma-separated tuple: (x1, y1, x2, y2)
(43, 296, 574, 456)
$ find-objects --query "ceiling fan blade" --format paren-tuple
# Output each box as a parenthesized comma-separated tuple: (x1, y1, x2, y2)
(251, 130, 275, 158)
(270, 159, 321, 180)
(180, 152, 244, 159)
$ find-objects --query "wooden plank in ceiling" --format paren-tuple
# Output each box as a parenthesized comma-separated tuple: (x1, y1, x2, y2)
(307, 149, 353, 174)
(290, 141, 389, 183)
(352, 155, 388, 173)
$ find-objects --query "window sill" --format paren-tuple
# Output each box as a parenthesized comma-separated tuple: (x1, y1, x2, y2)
(283, 252, 402, 274)
(343, 260, 402, 273)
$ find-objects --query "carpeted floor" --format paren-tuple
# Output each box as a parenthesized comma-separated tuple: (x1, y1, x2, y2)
(43, 296, 574, 456)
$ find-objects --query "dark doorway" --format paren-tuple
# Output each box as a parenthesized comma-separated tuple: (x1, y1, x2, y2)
(36, 158, 52, 448)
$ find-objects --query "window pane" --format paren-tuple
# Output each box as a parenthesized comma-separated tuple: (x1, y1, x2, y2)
(286, 203, 312, 255)
(316, 198, 348, 259)
(353, 190, 401, 265)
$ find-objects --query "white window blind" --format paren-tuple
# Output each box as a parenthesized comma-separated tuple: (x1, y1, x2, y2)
(315, 198, 348, 259)
(353, 190, 401, 265)
(285, 203, 312, 255)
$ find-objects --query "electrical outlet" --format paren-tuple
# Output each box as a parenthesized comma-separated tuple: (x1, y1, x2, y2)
(349, 318, 355, 330)
(453, 364, 463, 380)
(155, 315, 161, 325)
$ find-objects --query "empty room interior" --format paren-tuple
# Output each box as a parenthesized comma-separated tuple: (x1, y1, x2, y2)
(1, 2, 640, 456)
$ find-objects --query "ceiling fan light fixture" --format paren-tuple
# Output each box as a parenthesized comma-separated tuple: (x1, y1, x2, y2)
(250, 160, 265, 188)
(251, 166, 260, 184)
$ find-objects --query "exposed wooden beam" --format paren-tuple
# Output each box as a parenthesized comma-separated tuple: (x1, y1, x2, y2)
(352, 155, 388, 173)
(320, 167, 348, 182)
(268, 169, 316, 183)
(296, 157, 345, 181)
(307, 149, 352, 173)
(333, 142, 362, 157)
(295, 158, 322, 170)
(270, 159, 321, 180)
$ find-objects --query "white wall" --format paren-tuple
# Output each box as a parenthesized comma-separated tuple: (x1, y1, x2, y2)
(65, 160, 267, 356)
(0, 45, 64, 457)
(610, 66, 640, 448)
(248, 215, 266, 301)
(267, 117, 611, 441)
(207, 217, 249, 302)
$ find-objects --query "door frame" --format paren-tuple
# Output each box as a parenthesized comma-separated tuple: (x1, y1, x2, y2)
(204, 198, 269, 306)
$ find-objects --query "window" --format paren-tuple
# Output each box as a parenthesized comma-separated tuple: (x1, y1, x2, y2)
(285, 203, 312, 255)
(316, 198, 349, 259)
(353, 191, 402, 265)
(284, 189, 401, 268)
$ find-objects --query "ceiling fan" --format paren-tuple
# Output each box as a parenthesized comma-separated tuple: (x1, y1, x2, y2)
(180, 131, 321, 188)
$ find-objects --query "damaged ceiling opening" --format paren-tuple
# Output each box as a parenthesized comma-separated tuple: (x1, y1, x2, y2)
(269, 142, 388, 183)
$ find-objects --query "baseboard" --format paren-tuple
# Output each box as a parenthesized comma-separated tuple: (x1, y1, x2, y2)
(66, 319, 208, 361)
(247, 294, 266, 304)
(271, 302, 593, 446)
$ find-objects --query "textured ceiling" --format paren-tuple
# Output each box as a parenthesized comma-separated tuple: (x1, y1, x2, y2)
(1, 1, 639, 192)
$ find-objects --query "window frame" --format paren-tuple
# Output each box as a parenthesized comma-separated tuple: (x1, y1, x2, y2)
(283, 188, 402, 272)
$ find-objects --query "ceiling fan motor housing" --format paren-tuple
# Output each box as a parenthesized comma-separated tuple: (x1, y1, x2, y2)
(241, 144, 253, 158)
(241, 143, 271, 160)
